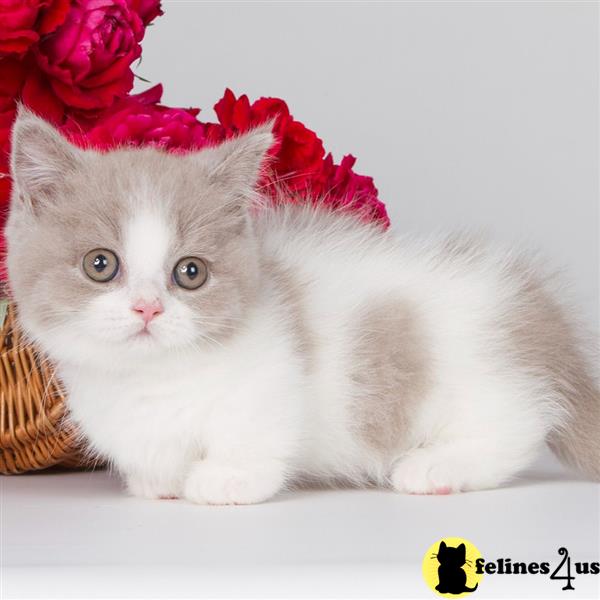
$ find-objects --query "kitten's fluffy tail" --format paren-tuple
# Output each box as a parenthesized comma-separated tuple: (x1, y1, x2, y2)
(548, 382, 600, 480)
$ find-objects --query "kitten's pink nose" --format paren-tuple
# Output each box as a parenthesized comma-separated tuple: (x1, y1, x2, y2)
(132, 299, 163, 325)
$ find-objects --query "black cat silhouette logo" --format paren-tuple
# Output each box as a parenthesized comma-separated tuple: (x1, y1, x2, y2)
(422, 538, 483, 597)
(435, 541, 479, 594)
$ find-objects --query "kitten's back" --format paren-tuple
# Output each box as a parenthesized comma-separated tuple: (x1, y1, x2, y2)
(255, 204, 600, 480)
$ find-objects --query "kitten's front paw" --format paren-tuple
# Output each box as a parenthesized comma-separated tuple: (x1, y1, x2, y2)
(183, 460, 285, 505)
(126, 473, 181, 500)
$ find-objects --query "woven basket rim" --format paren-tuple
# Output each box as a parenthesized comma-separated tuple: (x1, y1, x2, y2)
(0, 302, 96, 474)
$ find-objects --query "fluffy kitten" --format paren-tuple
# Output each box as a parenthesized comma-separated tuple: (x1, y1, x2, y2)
(6, 109, 599, 504)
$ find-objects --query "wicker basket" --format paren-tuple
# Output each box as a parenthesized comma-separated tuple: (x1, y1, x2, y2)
(0, 302, 91, 474)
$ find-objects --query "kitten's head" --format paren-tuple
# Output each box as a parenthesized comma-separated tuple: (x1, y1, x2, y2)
(6, 108, 274, 369)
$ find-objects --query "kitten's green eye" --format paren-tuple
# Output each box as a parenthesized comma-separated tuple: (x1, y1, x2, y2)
(173, 257, 208, 290)
(82, 249, 119, 283)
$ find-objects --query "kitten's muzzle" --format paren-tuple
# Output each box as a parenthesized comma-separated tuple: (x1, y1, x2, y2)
(132, 299, 164, 326)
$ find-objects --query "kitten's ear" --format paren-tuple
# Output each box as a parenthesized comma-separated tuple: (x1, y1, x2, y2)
(439, 541, 447, 551)
(10, 106, 85, 202)
(458, 544, 466, 556)
(197, 122, 275, 200)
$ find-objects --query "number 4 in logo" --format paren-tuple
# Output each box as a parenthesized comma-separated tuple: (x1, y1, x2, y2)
(550, 547, 576, 591)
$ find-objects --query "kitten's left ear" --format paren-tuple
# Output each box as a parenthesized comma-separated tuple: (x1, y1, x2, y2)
(10, 105, 85, 202)
(196, 122, 275, 200)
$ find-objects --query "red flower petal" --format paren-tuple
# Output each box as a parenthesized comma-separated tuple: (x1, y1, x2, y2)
(38, 0, 71, 35)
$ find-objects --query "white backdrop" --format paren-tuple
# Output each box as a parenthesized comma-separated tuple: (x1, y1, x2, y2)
(135, 1, 599, 328)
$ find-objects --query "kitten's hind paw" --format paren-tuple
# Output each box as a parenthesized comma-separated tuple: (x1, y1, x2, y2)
(391, 449, 461, 495)
(183, 459, 285, 505)
(390, 442, 508, 494)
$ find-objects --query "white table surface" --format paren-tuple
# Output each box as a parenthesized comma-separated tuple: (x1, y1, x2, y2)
(1, 451, 599, 599)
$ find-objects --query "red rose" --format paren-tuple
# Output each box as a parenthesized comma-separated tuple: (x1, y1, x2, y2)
(311, 153, 389, 227)
(213, 89, 325, 192)
(274, 119, 324, 187)
(211, 89, 386, 226)
(128, 0, 162, 25)
(0, 58, 26, 272)
(0, 58, 26, 139)
(0, 58, 27, 208)
(34, 0, 144, 111)
(65, 85, 207, 150)
(0, 0, 70, 56)
(18, 57, 66, 124)
(213, 88, 253, 131)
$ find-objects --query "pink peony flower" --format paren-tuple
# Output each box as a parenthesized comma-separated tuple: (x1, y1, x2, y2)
(65, 84, 207, 150)
(128, 0, 162, 25)
(34, 0, 144, 111)
(0, 0, 70, 56)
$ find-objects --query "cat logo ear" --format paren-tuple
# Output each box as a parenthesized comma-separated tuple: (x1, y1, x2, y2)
(439, 541, 447, 550)
(458, 543, 466, 551)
